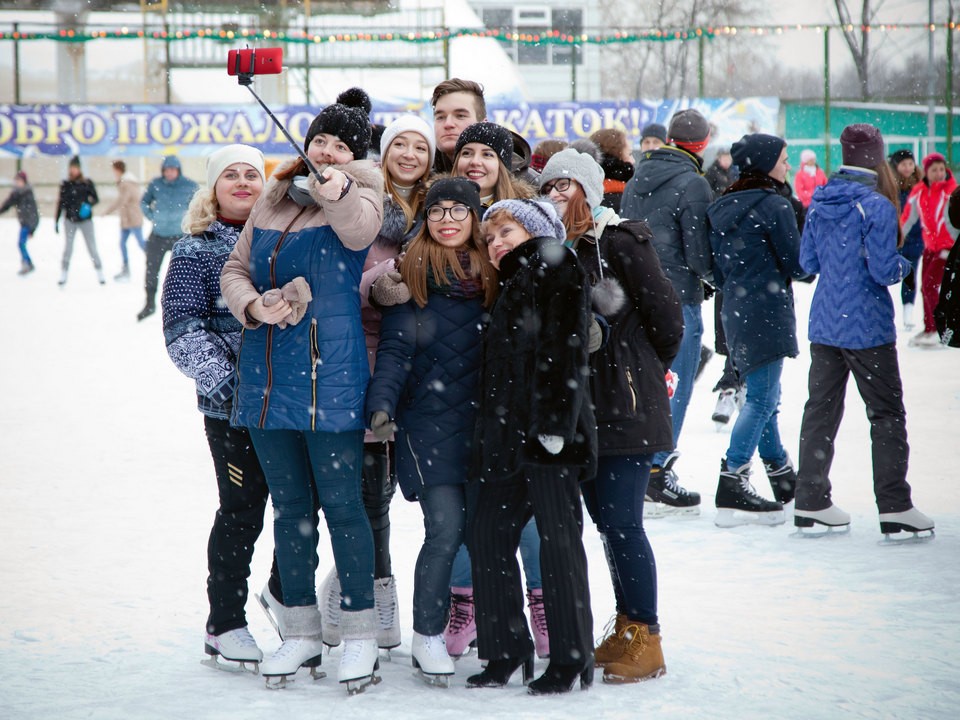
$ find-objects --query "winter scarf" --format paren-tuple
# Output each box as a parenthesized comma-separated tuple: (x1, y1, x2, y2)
(426, 250, 484, 300)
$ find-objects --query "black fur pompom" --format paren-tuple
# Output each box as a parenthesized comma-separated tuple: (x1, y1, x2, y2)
(336, 87, 372, 115)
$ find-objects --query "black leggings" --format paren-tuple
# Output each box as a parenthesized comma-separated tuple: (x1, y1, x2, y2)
(362, 440, 398, 579)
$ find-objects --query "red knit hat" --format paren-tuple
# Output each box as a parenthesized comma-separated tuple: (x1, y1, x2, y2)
(922, 152, 946, 174)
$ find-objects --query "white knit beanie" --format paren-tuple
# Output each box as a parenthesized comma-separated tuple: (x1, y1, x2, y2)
(539, 147, 605, 210)
(380, 114, 437, 167)
(206, 144, 265, 189)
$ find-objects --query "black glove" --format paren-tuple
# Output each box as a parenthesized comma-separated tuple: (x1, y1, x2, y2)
(702, 281, 716, 301)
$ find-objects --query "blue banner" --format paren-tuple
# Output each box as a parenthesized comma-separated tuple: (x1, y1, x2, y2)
(0, 98, 778, 158)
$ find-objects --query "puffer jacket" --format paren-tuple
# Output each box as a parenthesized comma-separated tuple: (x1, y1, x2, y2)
(161, 219, 245, 420)
(56, 177, 98, 223)
(901, 170, 957, 253)
(801, 169, 911, 349)
(477, 237, 597, 482)
(103, 172, 144, 229)
(365, 262, 486, 501)
(141, 160, 199, 237)
(0, 185, 39, 231)
(620, 146, 714, 303)
(573, 209, 683, 456)
(708, 178, 808, 377)
(220, 158, 384, 432)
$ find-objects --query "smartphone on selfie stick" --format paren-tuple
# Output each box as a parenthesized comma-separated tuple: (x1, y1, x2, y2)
(228, 47, 325, 184)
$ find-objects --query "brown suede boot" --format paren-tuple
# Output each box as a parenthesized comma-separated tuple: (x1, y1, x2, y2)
(602, 622, 667, 683)
(594, 613, 629, 667)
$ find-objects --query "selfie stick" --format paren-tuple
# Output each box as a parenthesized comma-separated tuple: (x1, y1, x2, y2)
(232, 50, 325, 184)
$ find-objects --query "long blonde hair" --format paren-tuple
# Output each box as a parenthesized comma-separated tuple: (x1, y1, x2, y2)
(383, 172, 429, 234)
(398, 211, 497, 309)
(181, 187, 218, 234)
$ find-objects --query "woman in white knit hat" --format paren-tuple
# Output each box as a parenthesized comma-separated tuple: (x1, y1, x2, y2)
(540, 147, 684, 684)
(160, 143, 278, 672)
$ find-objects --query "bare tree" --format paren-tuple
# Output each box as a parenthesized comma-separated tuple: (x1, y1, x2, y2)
(833, 0, 886, 100)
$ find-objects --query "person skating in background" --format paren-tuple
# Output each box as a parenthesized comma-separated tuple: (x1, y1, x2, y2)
(591, 128, 635, 213)
(889, 149, 925, 331)
(220, 88, 385, 692)
(469, 198, 596, 695)
(704, 147, 735, 197)
(707, 134, 809, 528)
(0, 170, 39, 275)
(539, 148, 682, 684)
(101, 160, 144, 282)
(138, 155, 199, 321)
(638, 122, 668, 153)
(161, 143, 283, 672)
(901, 152, 957, 348)
(319, 113, 437, 653)
(366, 178, 495, 686)
(55, 155, 104, 286)
(793, 149, 828, 208)
(795, 124, 934, 540)
(935, 186, 960, 346)
(620, 109, 715, 514)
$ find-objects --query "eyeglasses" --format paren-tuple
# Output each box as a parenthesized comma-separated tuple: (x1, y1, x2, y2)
(427, 204, 471, 222)
(541, 177, 572, 195)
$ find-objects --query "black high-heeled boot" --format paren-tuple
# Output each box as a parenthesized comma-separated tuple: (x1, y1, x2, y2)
(466, 656, 535, 688)
(527, 661, 594, 695)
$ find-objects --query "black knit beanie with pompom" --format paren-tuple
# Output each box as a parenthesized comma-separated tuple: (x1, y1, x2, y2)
(304, 87, 373, 160)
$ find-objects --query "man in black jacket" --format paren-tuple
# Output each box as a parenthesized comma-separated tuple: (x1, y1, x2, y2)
(620, 109, 715, 514)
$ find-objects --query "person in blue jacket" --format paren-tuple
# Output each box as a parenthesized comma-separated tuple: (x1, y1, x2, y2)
(708, 134, 809, 529)
(138, 155, 199, 321)
(795, 124, 934, 539)
(365, 177, 496, 683)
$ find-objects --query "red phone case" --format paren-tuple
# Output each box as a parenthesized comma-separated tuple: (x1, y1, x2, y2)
(227, 47, 283, 76)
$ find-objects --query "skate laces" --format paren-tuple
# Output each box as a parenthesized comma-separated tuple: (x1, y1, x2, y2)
(527, 593, 548, 635)
(375, 579, 397, 628)
(340, 637, 374, 665)
(663, 469, 694, 497)
(225, 627, 258, 648)
(447, 593, 475, 633)
(738, 474, 765, 499)
(271, 637, 309, 660)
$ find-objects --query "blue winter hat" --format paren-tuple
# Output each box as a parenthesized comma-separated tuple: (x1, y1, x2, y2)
(731, 133, 786, 175)
(483, 198, 567, 241)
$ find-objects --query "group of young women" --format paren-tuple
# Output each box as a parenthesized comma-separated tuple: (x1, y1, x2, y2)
(160, 86, 940, 698)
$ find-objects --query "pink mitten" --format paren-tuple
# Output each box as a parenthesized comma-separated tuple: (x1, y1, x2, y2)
(278, 277, 313, 328)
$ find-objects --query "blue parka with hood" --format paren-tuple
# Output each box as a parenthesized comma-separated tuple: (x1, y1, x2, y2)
(800, 168, 911, 349)
(140, 156, 199, 237)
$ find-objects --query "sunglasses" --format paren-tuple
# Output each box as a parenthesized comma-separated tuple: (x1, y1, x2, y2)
(427, 204, 471, 222)
(541, 177, 572, 195)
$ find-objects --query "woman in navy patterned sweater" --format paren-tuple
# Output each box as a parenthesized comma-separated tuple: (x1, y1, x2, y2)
(161, 144, 281, 670)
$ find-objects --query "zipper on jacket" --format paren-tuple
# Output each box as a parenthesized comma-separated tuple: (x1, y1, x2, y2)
(406, 434, 426, 488)
(309, 318, 319, 432)
(625, 368, 638, 414)
(257, 208, 307, 429)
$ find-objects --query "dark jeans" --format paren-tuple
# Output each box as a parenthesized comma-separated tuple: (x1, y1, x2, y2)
(362, 441, 397, 579)
(203, 416, 281, 635)
(144, 232, 179, 304)
(901, 254, 921, 305)
(582, 454, 658, 626)
(471, 467, 592, 665)
(249, 427, 374, 610)
(414, 483, 466, 635)
(797, 343, 913, 514)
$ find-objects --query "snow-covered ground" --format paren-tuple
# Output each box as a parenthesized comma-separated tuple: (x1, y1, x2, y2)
(1, 216, 957, 720)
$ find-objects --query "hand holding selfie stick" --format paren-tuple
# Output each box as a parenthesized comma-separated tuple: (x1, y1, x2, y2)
(229, 47, 325, 184)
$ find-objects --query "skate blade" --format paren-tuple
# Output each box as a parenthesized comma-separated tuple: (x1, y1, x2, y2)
(642, 503, 667, 520)
(414, 669, 453, 688)
(450, 643, 478, 660)
(791, 525, 850, 539)
(659, 505, 701, 518)
(879, 529, 935, 546)
(714, 508, 785, 528)
(201, 655, 260, 675)
(602, 667, 666, 684)
(343, 672, 382, 695)
(255, 593, 283, 640)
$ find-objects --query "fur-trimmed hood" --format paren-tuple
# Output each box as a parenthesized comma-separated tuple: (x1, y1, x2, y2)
(264, 157, 384, 206)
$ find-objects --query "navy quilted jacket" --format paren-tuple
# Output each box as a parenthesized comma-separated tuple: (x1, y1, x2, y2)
(800, 169, 911, 349)
(365, 286, 485, 501)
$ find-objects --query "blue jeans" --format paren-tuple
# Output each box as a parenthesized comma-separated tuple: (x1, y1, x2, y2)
(581, 454, 658, 626)
(448, 517, 542, 591)
(18, 225, 32, 265)
(653, 302, 703, 467)
(724, 359, 788, 470)
(248, 428, 373, 610)
(414, 484, 466, 635)
(119, 226, 145, 266)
